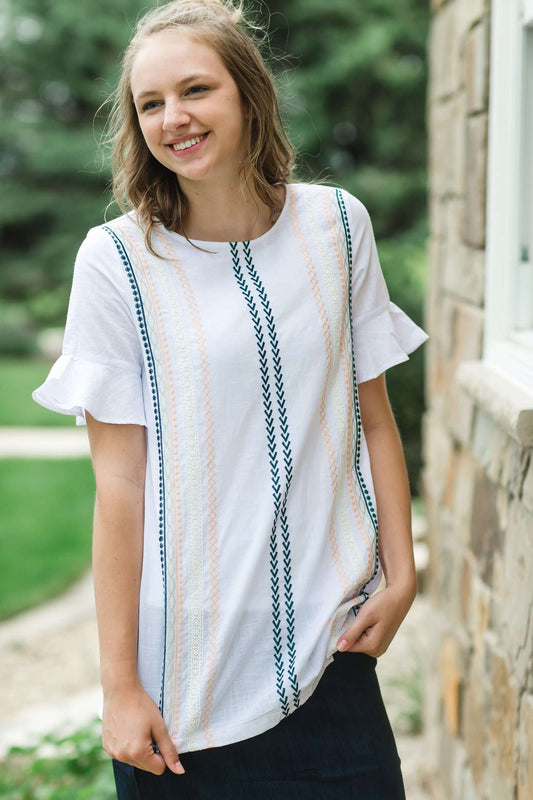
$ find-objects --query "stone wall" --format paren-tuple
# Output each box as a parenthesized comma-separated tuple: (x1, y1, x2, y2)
(424, 1, 533, 798)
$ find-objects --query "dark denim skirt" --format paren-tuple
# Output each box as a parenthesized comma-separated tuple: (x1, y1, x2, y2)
(113, 650, 405, 800)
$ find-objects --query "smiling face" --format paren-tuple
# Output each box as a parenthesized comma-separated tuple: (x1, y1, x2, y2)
(130, 29, 249, 191)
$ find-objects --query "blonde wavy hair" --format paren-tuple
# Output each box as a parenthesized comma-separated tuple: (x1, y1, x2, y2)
(104, 0, 295, 253)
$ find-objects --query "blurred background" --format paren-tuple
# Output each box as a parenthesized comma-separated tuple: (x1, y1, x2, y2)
(0, 0, 430, 797)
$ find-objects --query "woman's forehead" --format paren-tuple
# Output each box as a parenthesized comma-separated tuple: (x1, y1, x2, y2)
(130, 29, 225, 92)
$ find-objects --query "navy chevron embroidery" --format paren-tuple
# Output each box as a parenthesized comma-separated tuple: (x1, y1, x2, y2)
(334, 190, 380, 592)
(103, 226, 168, 714)
(242, 240, 300, 709)
(230, 240, 300, 716)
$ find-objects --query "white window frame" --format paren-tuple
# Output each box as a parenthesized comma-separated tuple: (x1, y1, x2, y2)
(484, 0, 533, 388)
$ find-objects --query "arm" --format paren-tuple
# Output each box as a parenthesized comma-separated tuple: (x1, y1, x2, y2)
(336, 373, 417, 656)
(86, 412, 184, 775)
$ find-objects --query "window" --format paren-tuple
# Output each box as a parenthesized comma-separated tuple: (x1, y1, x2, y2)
(484, 0, 533, 387)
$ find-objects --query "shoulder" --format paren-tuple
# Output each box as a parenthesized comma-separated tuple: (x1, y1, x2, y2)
(289, 182, 371, 227)
(75, 211, 146, 266)
(72, 213, 142, 291)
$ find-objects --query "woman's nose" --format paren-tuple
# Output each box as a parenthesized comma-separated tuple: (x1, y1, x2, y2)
(162, 99, 190, 131)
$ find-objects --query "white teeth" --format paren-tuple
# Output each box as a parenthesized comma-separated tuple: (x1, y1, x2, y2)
(172, 134, 205, 151)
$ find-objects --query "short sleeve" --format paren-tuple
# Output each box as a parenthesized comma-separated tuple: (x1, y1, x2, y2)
(32, 226, 146, 427)
(344, 192, 429, 384)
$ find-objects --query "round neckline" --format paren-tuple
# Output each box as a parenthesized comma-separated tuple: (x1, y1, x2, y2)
(165, 183, 291, 249)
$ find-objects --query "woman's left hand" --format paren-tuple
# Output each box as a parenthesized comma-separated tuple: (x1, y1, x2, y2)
(336, 581, 417, 658)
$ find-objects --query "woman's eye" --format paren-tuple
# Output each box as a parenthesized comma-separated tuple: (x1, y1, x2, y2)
(185, 86, 208, 96)
(141, 100, 161, 112)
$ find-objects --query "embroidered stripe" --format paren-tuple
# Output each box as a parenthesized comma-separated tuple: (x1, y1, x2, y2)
(230, 241, 291, 717)
(242, 241, 300, 710)
(146, 253, 204, 743)
(311, 191, 370, 582)
(335, 190, 380, 591)
(287, 192, 353, 598)
(155, 231, 221, 748)
(103, 225, 169, 712)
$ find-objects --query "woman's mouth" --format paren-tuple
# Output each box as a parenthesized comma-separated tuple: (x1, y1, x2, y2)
(169, 132, 209, 155)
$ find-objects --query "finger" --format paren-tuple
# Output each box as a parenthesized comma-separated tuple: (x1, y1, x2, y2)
(152, 720, 185, 774)
(336, 605, 373, 651)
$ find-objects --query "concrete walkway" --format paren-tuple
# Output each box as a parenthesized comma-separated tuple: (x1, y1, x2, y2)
(0, 426, 89, 458)
(0, 426, 432, 796)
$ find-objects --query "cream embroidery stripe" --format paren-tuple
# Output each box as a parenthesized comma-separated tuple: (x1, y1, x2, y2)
(148, 249, 205, 745)
(314, 191, 369, 586)
(142, 230, 189, 742)
(333, 194, 378, 587)
(321, 192, 373, 575)
(288, 191, 351, 597)
(158, 233, 220, 749)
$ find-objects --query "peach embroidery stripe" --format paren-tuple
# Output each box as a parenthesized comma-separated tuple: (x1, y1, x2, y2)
(321, 192, 374, 573)
(288, 191, 351, 597)
(159, 234, 220, 749)
(146, 248, 204, 742)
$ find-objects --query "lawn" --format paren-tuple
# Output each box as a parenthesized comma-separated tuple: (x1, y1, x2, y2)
(0, 358, 74, 426)
(0, 721, 116, 800)
(0, 458, 95, 620)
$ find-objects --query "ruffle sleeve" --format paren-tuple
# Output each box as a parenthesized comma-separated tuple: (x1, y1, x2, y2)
(32, 354, 146, 427)
(343, 189, 429, 384)
(353, 300, 429, 384)
(32, 226, 146, 427)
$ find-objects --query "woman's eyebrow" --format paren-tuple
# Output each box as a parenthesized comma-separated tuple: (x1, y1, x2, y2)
(135, 73, 213, 100)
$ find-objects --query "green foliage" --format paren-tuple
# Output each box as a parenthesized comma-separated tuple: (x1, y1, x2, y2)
(0, 359, 75, 425)
(0, 0, 146, 325)
(265, 0, 429, 236)
(0, 0, 429, 487)
(0, 720, 116, 800)
(378, 215, 428, 494)
(381, 644, 426, 735)
(0, 458, 94, 619)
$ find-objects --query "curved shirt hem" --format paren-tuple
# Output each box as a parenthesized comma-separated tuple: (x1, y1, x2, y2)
(179, 653, 336, 754)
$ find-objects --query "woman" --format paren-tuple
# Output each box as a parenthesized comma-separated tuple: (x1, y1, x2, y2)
(33, 1, 429, 798)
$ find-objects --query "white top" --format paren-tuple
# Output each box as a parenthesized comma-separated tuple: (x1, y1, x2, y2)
(33, 183, 428, 753)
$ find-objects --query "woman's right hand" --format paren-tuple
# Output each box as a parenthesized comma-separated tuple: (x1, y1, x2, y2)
(102, 679, 185, 775)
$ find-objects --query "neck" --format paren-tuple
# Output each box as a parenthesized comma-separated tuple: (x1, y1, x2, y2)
(179, 178, 284, 242)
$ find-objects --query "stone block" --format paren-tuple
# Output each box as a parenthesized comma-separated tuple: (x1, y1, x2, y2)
(484, 641, 518, 799)
(501, 438, 530, 499)
(457, 0, 487, 37)
(423, 411, 454, 509)
(440, 199, 486, 305)
(428, 102, 455, 197)
(429, 192, 445, 240)
(469, 465, 503, 586)
(462, 18, 490, 113)
(463, 114, 488, 248)
(461, 763, 479, 800)
(496, 499, 533, 686)
(441, 635, 464, 736)
(522, 453, 533, 514)
(429, 2, 462, 101)
(518, 693, 533, 800)
(428, 91, 467, 198)
(460, 552, 473, 628)
(462, 647, 488, 786)
(450, 300, 484, 363)
(470, 572, 492, 653)
(448, 381, 475, 447)
(450, 446, 476, 540)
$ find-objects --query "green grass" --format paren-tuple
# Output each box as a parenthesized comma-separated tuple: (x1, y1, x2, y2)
(0, 720, 116, 800)
(0, 459, 95, 620)
(0, 358, 75, 426)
